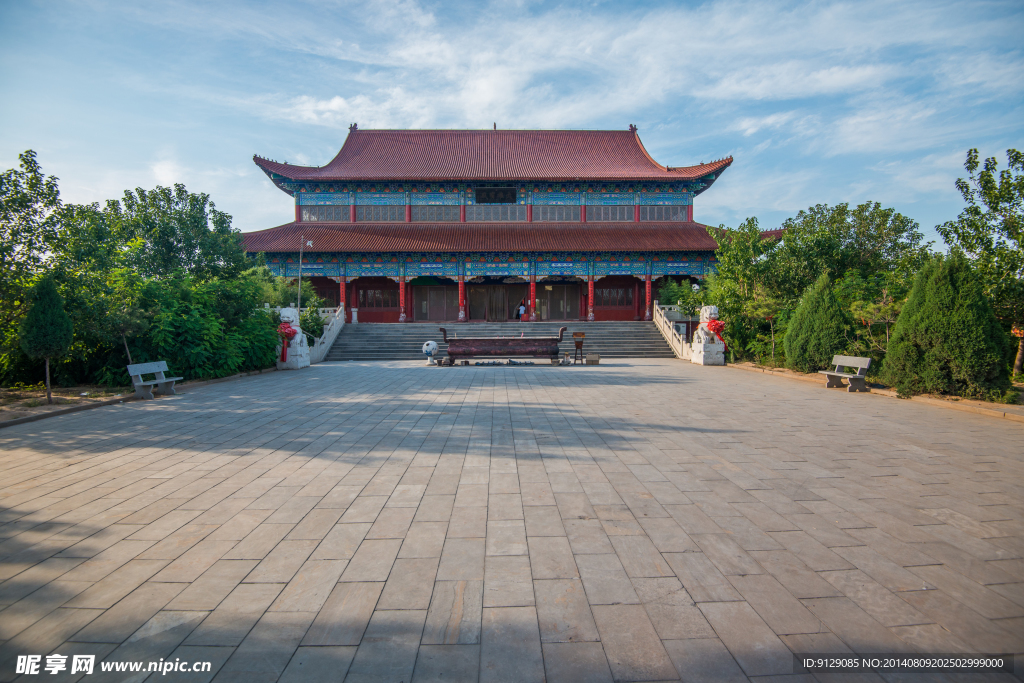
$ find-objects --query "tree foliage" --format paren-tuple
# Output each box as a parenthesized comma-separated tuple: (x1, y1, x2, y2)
(19, 275, 73, 403)
(883, 254, 1013, 400)
(783, 274, 852, 373)
(105, 183, 247, 280)
(1, 151, 61, 369)
(703, 204, 928, 366)
(0, 151, 283, 386)
(937, 148, 1024, 374)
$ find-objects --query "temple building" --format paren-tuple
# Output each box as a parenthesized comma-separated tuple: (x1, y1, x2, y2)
(242, 126, 731, 323)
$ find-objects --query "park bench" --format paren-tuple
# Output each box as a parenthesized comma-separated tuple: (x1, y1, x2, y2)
(818, 355, 871, 392)
(127, 361, 183, 399)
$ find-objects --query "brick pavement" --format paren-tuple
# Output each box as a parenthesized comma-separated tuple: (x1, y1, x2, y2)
(0, 358, 1022, 682)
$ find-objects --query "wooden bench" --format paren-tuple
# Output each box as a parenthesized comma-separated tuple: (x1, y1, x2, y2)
(818, 355, 871, 392)
(127, 361, 183, 399)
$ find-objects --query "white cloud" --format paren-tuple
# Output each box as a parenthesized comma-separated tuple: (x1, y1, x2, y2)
(3, 0, 1020, 234)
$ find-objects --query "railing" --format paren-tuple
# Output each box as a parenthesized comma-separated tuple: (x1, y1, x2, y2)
(266, 306, 337, 317)
(262, 306, 346, 364)
(310, 305, 345, 364)
(653, 300, 690, 360)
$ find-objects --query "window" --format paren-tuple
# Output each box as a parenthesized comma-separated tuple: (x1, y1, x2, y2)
(595, 287, 634, 307)
(301, 205, 349, 222)
(466, 205, 527, 221)
(356, 205, 405, 222)
(533, 205, 580, 222)
(586, 205, 633, 221)
(475, 187, 516, 204)
(357, 289, 398, 308)
(638, 205, 687, 221)
(411, 205, 460, 222)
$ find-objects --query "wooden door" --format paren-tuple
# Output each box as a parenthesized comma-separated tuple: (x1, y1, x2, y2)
(487, 286, 507, 322)
(468, 286, 488, 321)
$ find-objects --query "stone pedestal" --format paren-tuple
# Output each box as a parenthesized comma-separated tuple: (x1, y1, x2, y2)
(690, 341, 725, 366)
(276, 336, 310, 370)
(276, 306, 311, 371)
(690, 305, 725, 365)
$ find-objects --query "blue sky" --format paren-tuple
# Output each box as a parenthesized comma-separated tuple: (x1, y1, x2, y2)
(1, 0, 1022, 244)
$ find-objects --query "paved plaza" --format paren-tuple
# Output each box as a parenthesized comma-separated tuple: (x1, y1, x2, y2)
(1, 359, 1022, 682)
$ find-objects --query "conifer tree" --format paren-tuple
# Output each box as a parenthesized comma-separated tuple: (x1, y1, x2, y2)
(18, 276, 73, 404)
(883, 254, 1011, 398)
(783, 274, 852, 373)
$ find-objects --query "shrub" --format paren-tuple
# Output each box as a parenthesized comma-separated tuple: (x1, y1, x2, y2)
(784, 274, 852, 373)
(299, 294, 327, 339)
(882, 254, 1012, 399)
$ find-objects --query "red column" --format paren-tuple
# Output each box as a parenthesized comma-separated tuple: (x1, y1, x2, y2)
(399, 276, 407, 322)
(295, 205, 301, 222)
(587, 275, 595, 322)
(688, 205, 693, 221)
(634, 205, 640, 222)
(406, 205, 412, 222)
(634, 280, 641, 321)
(644, 272, 652, 321)
(339, 276, 346, 311)
(527, 205, 533, 223)
(580, 203, 586, 223)
(457, 275, 466, 321)
(529, 274, 537, 322)
(351, 204, 357, 223)
(460, 205, 466, 222)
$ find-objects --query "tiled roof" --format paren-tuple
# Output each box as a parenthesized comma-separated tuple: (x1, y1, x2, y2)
(242, 222, 718, 253)
(254, 129, 732, 182)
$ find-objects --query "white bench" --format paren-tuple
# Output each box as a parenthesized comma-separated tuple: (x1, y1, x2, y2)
(818, 355, 871, 392)
(127, 361, 183, 399)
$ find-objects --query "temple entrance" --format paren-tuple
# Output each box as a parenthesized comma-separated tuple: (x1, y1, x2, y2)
(467, 285, 509, 321)
(413, 285, 459, 321)
(538, 283, 580, 321)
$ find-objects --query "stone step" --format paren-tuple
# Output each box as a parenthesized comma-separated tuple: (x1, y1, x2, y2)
(326, 321, 674, 361)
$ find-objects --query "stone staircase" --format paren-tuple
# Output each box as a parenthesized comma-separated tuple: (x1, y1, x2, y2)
(325, 321, 675, 361)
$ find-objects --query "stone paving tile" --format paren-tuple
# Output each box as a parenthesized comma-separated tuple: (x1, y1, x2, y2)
(422, 580, 483, 645)
(69, 580, 185, 642)
(591, 603, 677, 681)
(412, 644, 480, 682)
(541, 642, 613, 683)
(699, 600, 794, 677)
(1, 358, 1023, 682)
(480, 606, 545, 683)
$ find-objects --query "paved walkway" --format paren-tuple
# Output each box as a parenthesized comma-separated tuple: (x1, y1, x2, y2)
(0, 359, 1022, 683)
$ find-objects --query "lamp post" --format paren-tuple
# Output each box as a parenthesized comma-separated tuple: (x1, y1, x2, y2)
(297, 237, 312, 311)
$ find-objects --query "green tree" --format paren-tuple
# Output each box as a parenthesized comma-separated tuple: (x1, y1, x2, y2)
(836, 270, 904, 357)
(743, 297, 785, 366)
(1, 151, 61, 370)
(105, 183, 246, 280)
(771, 202, 931, 301)
(783, 274, 852, 373)
(708, 217, 778, 302)
(299, 294, 327, 339)
(883, 254, 1012, 399)
(937, 149, 1024, 375)
(106, 269, 151, 364)
(656, 278, 704, 316)
(19, 276, 73, 404)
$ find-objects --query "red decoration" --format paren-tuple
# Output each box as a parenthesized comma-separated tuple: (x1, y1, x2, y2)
(277, 322, 297, 361)
(707, 319, 727, 350)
